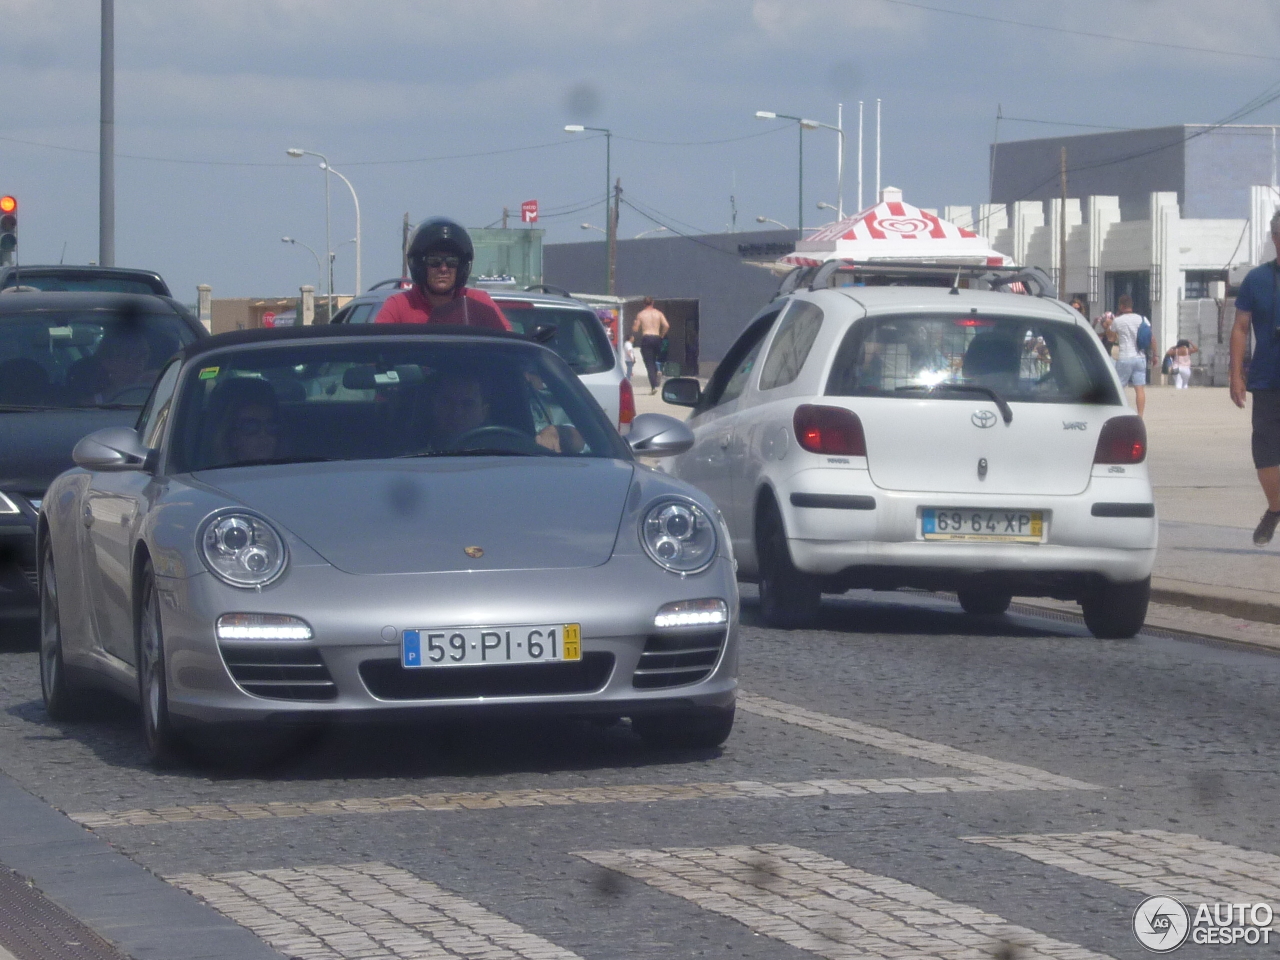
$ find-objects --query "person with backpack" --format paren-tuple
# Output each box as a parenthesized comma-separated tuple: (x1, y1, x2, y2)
(1107, 294, 1151, 418)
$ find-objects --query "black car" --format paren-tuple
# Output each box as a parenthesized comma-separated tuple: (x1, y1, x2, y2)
(0, 292, 205, 608)
(0, 265, 172, 297)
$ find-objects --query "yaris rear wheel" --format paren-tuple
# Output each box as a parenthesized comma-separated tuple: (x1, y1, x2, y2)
(1080, 576, 1150, 639)
(755, 496, 820, 629)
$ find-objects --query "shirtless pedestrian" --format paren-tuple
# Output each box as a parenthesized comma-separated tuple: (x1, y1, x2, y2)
(632, 297, 669, 394)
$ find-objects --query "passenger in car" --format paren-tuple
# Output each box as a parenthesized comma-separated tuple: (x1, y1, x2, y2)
(962, 334, 1021, 391)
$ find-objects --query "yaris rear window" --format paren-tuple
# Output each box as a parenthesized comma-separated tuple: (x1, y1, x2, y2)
(825, 313, 1120, 405)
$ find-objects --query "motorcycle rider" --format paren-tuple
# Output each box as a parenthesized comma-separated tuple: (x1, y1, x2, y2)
(375, 218, 510, 329)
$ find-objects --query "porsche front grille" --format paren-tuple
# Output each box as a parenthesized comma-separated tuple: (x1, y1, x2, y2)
(359, 653, 614, 700)
(218, 642, 337, 701)
(632, 628, 726, 689)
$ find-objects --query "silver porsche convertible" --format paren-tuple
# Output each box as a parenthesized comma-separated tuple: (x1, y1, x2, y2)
(38, 324, 738, 764)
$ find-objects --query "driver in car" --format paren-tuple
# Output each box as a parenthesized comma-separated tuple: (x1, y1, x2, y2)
(74, 328, 153, 404)
(423, 369, 582, 454)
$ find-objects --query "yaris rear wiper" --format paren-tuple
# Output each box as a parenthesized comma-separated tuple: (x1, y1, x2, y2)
(896, 383, 1013, 424)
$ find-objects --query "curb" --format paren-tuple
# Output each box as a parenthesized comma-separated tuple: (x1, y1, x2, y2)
(0, 770, 284, 960)
(1149, 580, 1280, 627)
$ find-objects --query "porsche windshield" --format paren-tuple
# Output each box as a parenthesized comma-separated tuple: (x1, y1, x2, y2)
(169, 338, 631, 472)
(0, 306, 197, 410)
(826, 313, 1120, 405)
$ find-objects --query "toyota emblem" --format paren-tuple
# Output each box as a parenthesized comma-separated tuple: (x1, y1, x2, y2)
(971, 409, 998, 429)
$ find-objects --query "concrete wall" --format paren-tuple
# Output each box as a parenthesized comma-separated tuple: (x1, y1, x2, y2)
(1184, 128, 1277, 219)
(545, 229, 794, 363)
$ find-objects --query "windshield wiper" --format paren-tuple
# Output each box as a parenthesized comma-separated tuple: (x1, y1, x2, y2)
(0, 403, 62, 412)
(896, 383, 1013, 424)
(217, 455, 344, 468)
(84, 402, 145, 410)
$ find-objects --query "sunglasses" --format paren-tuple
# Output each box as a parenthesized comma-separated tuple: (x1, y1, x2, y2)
(233, 417, 279, 437)
(424, 255, 461, 270)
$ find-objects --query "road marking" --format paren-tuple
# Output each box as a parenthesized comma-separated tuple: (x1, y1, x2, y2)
(70, 771, 1066, 829)
(575, 844, 1117, 960)
(738, 693, 1099, 791)
(168, 862, 582, 960)
(964, 830, 1280, 905)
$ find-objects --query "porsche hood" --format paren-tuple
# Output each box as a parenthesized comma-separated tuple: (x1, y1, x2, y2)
(192, 458, 636, 575)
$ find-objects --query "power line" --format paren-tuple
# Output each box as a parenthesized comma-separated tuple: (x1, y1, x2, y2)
(997, 79, 1280, 208)
(1002, 117, 1132, 131)
(862, 0, 1280, 62)
(614, 127, 789, 147)
(0, 133, 604, 168)
(619, 197, 744, 262)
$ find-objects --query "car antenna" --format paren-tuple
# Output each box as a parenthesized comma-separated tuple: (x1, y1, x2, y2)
(949, 266, 962, 295)
(59, 242, 67, 265)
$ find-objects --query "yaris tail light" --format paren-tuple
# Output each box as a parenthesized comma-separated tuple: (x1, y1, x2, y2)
(794, 404, 867, 456)
(1094, 415, 1146, 464)
(619, 376, 636, 426)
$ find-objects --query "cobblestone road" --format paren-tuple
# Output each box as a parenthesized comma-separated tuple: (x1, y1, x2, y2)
(0, 588, 1276, 959)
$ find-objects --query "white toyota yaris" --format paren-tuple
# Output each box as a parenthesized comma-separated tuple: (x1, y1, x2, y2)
(663, 279, 1156, 638)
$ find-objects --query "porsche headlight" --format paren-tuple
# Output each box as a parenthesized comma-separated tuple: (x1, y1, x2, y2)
(641, 498, 717, 574)
(199, 512, 287, 587)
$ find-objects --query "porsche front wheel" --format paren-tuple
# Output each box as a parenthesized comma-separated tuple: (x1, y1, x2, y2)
(39, 540, 81, 721)
(137, 561, 184, 767)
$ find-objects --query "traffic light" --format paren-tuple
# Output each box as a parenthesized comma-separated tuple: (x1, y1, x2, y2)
(0, 196, 15, 264)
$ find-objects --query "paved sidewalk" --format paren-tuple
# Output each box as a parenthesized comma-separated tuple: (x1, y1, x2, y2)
(632, 375, 1280, 634)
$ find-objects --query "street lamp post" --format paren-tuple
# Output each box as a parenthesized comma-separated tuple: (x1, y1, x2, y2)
(321, 163, 361, 294)
(634, 227, 669, 239)
(801, 116, 845, 220)
(580, 223, 607, 235)
(281, 237, 324, 313)
(755, 111, 809, 234)
(564, 125, 615, 294)
(286, 149, 331, 318)
(755, 216, 792, 230)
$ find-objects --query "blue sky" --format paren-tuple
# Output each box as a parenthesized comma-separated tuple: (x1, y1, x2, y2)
(1, 0, 1277, 300)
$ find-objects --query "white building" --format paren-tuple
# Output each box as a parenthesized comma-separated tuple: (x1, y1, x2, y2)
(940, 185, 1280, 384)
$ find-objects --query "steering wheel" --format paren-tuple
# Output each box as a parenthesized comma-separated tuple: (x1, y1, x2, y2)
(453, 424, 544, 454)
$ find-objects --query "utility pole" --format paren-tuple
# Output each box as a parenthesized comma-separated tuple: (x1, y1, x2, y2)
(797, 123, 804, 235)
(401, 213, 410, 278)
(607, 178, 620, 295)
(99, 0, 114, 267)
(1059, 146, 1068, 300)
(502, 206, 509, 229)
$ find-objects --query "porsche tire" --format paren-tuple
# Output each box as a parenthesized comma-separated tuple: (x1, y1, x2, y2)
(39, 540, 82, 721)
(956, 588, 1013, 617)
(137, 561, 185, 767)
(632, 706, 735, 750)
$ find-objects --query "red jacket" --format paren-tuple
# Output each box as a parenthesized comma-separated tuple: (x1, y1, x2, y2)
(374, 285, 511, 330)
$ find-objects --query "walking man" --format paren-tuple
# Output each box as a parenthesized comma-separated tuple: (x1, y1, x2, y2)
(1108, 294, 1149, 418)
(632, 297, 669, 395)
(1230, 209, 1280, 545)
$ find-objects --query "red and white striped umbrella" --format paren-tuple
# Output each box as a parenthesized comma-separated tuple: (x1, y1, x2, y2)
(775, 190, 1010, 272)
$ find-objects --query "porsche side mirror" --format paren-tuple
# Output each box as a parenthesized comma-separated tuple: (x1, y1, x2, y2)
(661, 377, 701, 407)
(73, 427, 152, 472)
(627, 413, 694, 457)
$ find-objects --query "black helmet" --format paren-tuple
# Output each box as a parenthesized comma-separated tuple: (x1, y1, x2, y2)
(407, 217, 474, 291)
